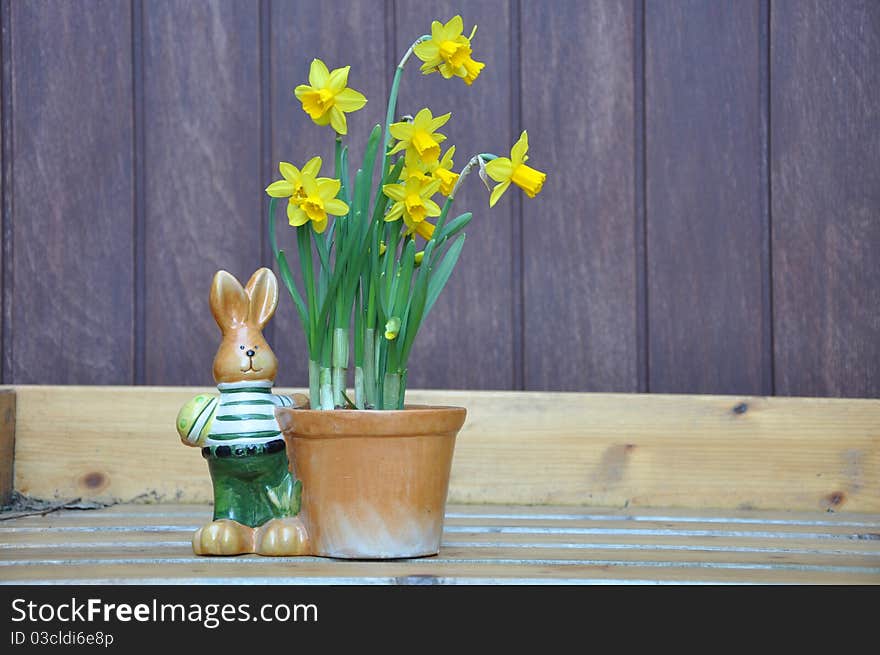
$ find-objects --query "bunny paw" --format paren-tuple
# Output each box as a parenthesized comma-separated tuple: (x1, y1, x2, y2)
(255, 517, 310, 556)
(192, 519, 255, 556)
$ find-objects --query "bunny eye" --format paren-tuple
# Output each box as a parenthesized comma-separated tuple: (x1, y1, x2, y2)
(239, 345, 245, 350)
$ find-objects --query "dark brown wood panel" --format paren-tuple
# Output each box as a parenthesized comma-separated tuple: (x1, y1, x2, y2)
(395, 0, 516, 390)
(771, 0, 880, 398)
(143, 1, 262, 385)
(9, 1, 134, 384)
(0, 1, 877, 396)
(521, 0, 637, 391)
(269, 0, 390, 387)
(0, 0, 6, 384)
(646, 0, 767, 395)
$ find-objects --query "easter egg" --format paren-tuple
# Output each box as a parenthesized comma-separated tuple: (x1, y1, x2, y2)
(176, 394, 218, 445)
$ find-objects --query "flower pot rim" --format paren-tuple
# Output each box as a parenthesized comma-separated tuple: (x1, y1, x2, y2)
(275, 404, 467, 438)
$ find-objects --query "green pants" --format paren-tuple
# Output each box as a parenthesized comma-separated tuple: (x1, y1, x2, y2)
(205, 449, 301, 528)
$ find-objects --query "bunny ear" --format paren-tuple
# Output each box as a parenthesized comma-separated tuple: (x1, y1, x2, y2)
(245, 267, 278, 328)
(209, 270, 249, 332)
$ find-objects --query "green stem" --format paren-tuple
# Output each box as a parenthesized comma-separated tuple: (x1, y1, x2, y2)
(332, 327, 349, 408)
(382, 372, 401, 411)
(380, 34, 430, 190)
(447, 153, 497, 205)
(296, 226, 318, 352)
(376, 334, 388, 409)
(354, 366, 365, 410)
(308, 359, 320, 409)
(398, 368, 408, 410)
(319, 366, 334, 411)
(364, 328, 377, 409)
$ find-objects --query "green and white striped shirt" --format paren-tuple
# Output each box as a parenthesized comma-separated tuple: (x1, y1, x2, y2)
(202, 380, 293, 447)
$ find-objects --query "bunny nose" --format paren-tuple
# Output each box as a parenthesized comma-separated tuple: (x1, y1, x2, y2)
(246, 349, 256, 357)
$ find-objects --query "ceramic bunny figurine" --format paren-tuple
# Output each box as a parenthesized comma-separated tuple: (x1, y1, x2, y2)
(175, 267, 309, 556)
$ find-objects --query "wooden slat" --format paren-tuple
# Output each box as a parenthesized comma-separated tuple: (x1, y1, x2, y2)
(770, 0, 880, 397)
(8, 2, 134, 384)
(4, 525, 879, 554)
(0, 389, 12, 504)
(143, 1, 262, 385)
(7, 386, 880, 511)
(521, 0, 637, 392)
(4, 507, 879, 536)
(4, 562, 875, 585)
(1, 504, 877, 584)
(394, 1, 517, 390)
(269, 0, 389, 387)
(646, 0, 767, 395)
(3, 546, 878, 572)
(4, 514, 877, 537)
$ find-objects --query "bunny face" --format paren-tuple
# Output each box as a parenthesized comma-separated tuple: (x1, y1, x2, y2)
(214, 326, 279, 383)
(210, 268, 280, 384)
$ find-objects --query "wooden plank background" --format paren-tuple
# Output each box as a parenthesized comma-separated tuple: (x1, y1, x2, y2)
(8, 386, 880, 512)
(1, 0, 878, 398)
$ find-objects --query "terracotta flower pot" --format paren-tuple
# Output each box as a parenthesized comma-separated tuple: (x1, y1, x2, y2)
(275, 405, 466, 559)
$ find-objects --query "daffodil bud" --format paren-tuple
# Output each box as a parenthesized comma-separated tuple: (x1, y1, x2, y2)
(379, 241, 387, 256)
(414, 251, 425, 267)
(385, 317, 401, 341)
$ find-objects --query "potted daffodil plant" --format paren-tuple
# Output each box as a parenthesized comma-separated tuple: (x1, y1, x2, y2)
(264, 15, 546, 559)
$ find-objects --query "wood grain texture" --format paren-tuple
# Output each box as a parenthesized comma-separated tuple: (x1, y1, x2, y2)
(1, 504, 877, 584)
(0, 0, 5, 385)
(7, 385, 880, 512)
(0, 2, 878, 398)
(646, 0, 767, 395)
(394, 0, 516, 390)
(771, 0, 880, 398)
(269, 0, 390, 387)
(0, 389, 14, 505)
(521, 0, 637, 391)
(9, 2, 134, 384)
(143, 1, 262, 385)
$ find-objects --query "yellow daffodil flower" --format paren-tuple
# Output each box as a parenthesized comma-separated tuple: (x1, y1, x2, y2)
(293, 59, 367, 135)
(484, 131, 547, 207)
(429, 146, 459, 196)
(388, 108, 450, 165)
(401, 150, 432, 184)
(413, 220, 435, 241)
(401, 146, 458, 196)
(383, 176, 442, 234)
(265, 157, 323, 199)
(413, 15, 485, 86)
(287, 173, 349, 234)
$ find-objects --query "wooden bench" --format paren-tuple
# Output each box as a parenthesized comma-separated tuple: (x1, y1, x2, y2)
(1, 386, 878, 584)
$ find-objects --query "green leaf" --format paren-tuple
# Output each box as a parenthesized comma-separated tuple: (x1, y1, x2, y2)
(276, 249, 309, 337)
(296, 226, 318, 348)
(437, 212, 473, 242)
(335, 139, 351, 208)
(314, 229, 332, 275)
(400, 269, 428, 365)
(358, 125, 382, 228)
(424, 234, 466, 319)
(268, 197, 280, 258)
(393, 240, 415, 317)
(370, 158, 404, 227)
(268, 197, 310, 345)
(363, 124, 382, 176)
(392, 240, 416, 350)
